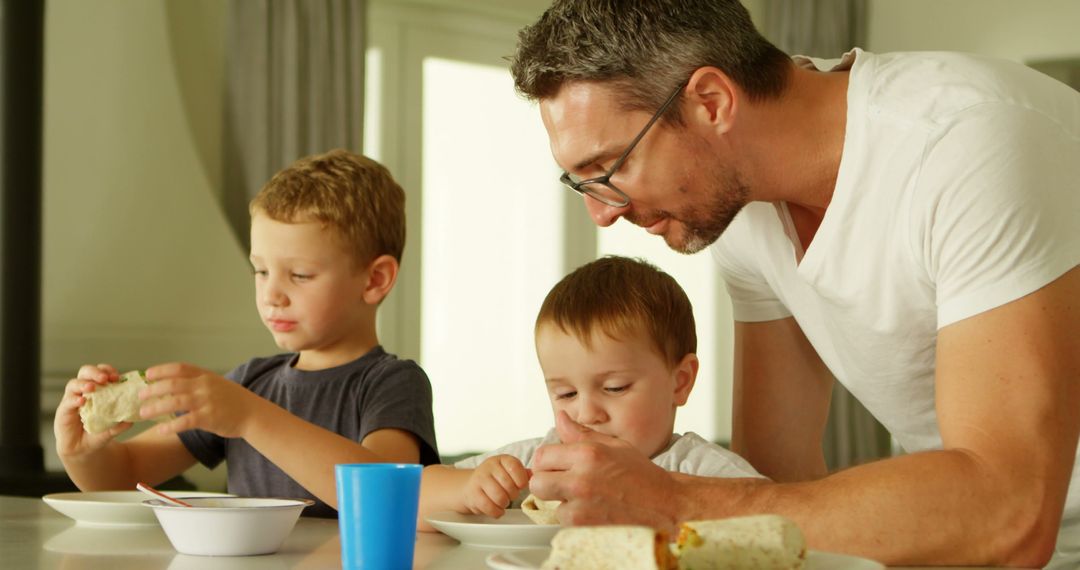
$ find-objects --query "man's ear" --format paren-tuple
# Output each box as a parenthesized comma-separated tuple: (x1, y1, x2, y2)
(673, 352, 700, 407)
(685, 66, 739, 134)
(361, 254, 399, 304)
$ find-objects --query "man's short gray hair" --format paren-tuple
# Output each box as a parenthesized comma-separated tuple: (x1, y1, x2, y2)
(510, 0, 790, 123)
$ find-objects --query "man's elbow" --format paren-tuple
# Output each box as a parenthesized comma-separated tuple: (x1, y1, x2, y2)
(989, 492, 1062, 568)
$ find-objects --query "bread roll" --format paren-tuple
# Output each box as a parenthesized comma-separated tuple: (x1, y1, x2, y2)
(541, 526, 678, 570)
(676, 514, 806, 569)
(521, 493, 561, 525)
(79, 370, 169, 434)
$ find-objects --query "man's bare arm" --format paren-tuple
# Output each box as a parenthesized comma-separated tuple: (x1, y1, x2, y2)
(681, 266, 1080, 566)
(732, 317, 833, 482)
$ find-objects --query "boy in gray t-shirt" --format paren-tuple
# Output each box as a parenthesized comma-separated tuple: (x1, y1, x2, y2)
(55, 150, 438, 517)
(418, 256, 763, 529)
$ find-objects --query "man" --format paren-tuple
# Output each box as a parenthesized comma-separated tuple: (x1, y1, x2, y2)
(511, 1, 1080, 567)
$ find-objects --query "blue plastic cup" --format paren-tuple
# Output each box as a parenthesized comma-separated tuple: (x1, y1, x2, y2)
(335, 463, 422, 569)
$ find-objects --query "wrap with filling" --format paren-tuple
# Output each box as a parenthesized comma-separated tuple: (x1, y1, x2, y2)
(540, 526, 678, 570)
(79, 370, 171, 434)
(521, 493, 561, 525)
(676, 514, 806, 569)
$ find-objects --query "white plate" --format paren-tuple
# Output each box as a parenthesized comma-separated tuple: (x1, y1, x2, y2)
(42, 491, 231, 526)
(426, 509, 561, 549)
(486, 548, 885, 570)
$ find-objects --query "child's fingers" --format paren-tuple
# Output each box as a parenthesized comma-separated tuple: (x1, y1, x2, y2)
(499, 456, 531, 489)
(139, 391, 190, 418)
(480, 478, 514, 512)
(146, 362, 204, 381)
(54, 399, 86, 426)
(463, 484, 502, 518)
(55, 394, 84, 415)
(76, 364, 116, 383)
(61, 377, 89, 399)
(469, 494, 507, 519)
(105, 421, 133, 438)
(155, 412, 196, 436)
(489, 465, 526, 498)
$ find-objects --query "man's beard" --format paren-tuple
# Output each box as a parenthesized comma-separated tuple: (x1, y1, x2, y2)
(628, 171, 749, 255)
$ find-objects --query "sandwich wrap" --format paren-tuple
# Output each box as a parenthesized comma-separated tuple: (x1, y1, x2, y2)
(540, 526, 678, 570)
(676, 514, 806, 569)
(521, 493, 561, 525)
(79, 370, 172, 434)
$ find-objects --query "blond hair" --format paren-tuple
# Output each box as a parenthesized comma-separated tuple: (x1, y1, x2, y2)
(249, 149, 405, 265)
(536, 256, 696, 367)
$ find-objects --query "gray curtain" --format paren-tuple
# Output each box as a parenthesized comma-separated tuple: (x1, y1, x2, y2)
(761, 0, 891, 470)
(763, 0, 866, 58)
(223, 0, 366, 249)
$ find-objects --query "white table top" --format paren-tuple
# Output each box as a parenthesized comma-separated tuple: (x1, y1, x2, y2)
(0, 495, 481, 569)
(0, 494, 1021, 569)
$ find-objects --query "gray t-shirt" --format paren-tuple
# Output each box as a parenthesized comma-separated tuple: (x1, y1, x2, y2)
(178, 346, 439, 518)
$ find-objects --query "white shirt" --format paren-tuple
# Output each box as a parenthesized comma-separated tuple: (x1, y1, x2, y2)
(712, 48, 1080, 554)
(454, 429, 764, 479)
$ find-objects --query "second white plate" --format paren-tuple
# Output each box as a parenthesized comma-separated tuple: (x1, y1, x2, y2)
(426, 509, 561, 549)
(43, 490, 231, 526)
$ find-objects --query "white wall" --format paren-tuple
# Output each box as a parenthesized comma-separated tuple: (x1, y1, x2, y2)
(865, 0, 1080, 63)
(43, 0, 272, 378)
(40, 0, 274, 481)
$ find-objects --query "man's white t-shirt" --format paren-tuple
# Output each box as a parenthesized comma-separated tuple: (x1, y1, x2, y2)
(712, 48, 1079, 557)
(454, 429, 763, 479)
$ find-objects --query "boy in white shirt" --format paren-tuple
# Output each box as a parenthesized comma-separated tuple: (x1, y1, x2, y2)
(418, 255, 762, 528)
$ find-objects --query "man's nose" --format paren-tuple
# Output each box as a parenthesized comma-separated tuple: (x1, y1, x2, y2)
(583, 195, 628, 228)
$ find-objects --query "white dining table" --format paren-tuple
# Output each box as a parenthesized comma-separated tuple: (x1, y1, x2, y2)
(0, 494, 1024, 569)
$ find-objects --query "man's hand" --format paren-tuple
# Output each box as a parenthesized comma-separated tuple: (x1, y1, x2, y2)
(462, 454, 530, 519)
(529, 411, 684, 532)
(140, 363, 265, 438)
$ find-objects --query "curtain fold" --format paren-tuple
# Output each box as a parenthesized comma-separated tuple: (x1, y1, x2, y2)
(760, 0, 891, 470)
(223, 0, 366, 249)
(763, 0, 866, 59)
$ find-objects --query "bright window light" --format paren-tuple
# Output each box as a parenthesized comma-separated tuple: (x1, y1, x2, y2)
(420, 57, 563, 455)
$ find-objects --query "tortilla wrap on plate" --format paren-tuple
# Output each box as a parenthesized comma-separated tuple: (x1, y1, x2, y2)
(676, 514, 806, 569)
(79, 370, 171, 434)
(541, 525, 678, 570)
(521, 493, 561, 525)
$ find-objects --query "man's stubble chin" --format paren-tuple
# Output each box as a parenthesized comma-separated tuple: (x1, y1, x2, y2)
(667, 174, 750, 255)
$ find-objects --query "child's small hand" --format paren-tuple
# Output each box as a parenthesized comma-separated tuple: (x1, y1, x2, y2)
(462, 454, 530, 519)
(139, 363, 263, 438)
(54, 364, 133, 460)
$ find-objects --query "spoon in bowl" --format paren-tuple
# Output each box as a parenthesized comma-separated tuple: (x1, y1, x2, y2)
(136, 481, 193, 507)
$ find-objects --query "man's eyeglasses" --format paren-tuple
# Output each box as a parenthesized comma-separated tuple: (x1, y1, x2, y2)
(559, 82, 687, 208)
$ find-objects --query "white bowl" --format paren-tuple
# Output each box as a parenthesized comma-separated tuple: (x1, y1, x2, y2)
(143, 497, 314, 556)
